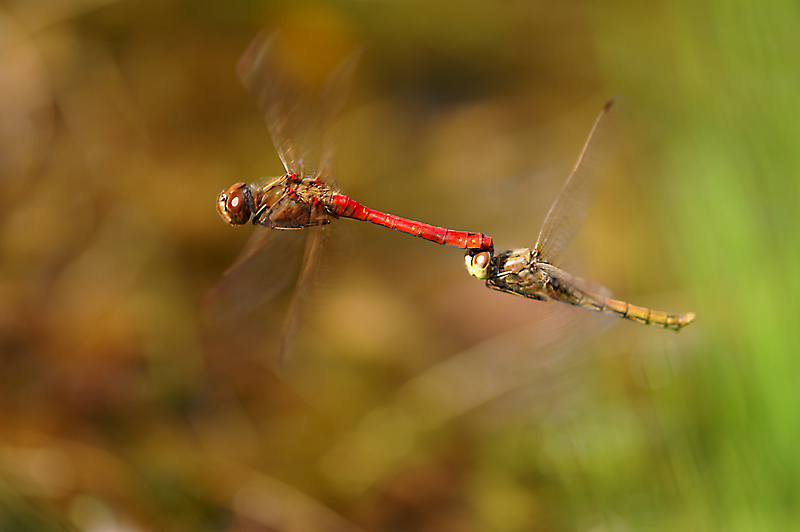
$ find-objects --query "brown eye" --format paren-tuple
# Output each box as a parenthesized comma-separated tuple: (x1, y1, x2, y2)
(217, 183, 251, 225)
(227, 189, 245, 213)
(465, 250, 492, 280)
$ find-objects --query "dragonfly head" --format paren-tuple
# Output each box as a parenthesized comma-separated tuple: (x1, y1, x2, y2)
(465, 250, 493, 280)
(217, 182, 256, 225)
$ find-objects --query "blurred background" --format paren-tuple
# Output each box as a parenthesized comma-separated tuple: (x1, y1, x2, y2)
(0, 0, 796, 530)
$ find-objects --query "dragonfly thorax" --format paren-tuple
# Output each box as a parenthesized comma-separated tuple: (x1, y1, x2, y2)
(241, 173, 337, 229)
(488, 249, 547, 294)
(256, 176, 290, 212)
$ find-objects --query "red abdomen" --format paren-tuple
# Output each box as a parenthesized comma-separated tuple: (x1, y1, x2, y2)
(328, 194, 493, 251)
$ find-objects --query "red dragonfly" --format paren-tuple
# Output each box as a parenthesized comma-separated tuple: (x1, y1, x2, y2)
(209, 33, 492, 361)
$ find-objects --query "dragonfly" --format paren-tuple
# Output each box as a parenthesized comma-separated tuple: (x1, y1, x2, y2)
(464, 100, 695, 331)
(209, 33, 493, 360)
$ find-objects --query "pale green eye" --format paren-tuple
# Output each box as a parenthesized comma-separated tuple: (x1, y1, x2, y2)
(465, 251, 492, 280)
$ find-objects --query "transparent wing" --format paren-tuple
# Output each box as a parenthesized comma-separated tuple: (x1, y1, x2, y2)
(534, 99, 614, 262)
(203, 227, 306, 321)
(538, 262, 614, 301)
(278, 218, 328, 365)
(317, 49, 360, 186)
(237, 32, 321, 177)
(319, 303, 617, 491)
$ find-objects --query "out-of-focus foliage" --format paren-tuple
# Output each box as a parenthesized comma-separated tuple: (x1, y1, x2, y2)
(0, 0, 795, 530)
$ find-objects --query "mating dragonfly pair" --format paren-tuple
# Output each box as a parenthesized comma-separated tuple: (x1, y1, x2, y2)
(209, 33, 695, 360)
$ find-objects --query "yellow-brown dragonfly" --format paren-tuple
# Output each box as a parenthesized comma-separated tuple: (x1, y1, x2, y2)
(465, 100, 695, 331)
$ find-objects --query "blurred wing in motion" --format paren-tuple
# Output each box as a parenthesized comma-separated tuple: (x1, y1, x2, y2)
(238, 31, 357, 181)
(278, 220, 328, 365)
(534, 99, 615, 262)
(204, 228, 306, 322)
(317, 49, 360, 186)
(237, 32, 322, 177)
(320, 303, 615, 494)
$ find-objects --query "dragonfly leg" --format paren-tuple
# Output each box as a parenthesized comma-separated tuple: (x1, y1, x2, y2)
(252, 203, 268, 222)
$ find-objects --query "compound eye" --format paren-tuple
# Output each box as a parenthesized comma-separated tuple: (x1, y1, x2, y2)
(217, 183, 251, 225)
(227, 188, 245, 213)
(465, 250, 492, 280)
